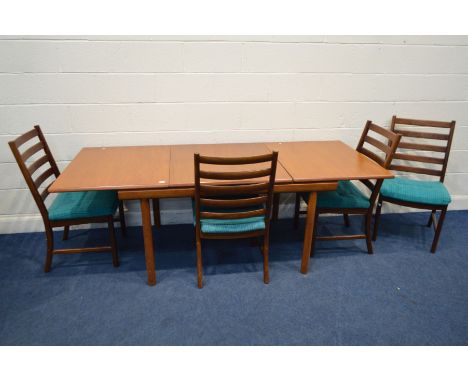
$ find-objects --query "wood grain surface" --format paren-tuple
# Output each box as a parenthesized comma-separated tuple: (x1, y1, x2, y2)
(49, 146, 171, 192)
(265, 141, 394, 182)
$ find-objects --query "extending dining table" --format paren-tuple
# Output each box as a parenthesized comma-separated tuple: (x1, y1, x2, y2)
(49, 140, 393, 286)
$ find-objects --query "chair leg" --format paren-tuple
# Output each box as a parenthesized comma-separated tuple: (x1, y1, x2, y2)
(119, 201, 127, 236)
(62, 226, 70, 241)
(272, 194, 280, 222)
(196, 236, 203, 289)
(427, 209, 436, 228)
(365, 212, 373, 255)
(152, 198, 161, 228)
(343, 213, 350, 227)
(44, 229, 54, 273)
(108, 217, 119, 267)
(293, 193, 301, 230)
(262, 234, 270, 284)
(431, 207, 447, 253)
(372, 196, 383, 241)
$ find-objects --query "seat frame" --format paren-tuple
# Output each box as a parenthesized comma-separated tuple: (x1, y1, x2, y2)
(294, 120, 401, 254)
(193, 151, 278, 288)
(373, 116, 456, 253)
(8, 125, 127, 272)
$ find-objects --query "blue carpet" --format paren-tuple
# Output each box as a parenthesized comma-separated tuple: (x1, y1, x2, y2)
(1, 211, 467, 345)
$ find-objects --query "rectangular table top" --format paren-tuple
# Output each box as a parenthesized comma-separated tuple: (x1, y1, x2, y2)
(49, 140, 393, 193)
(265, 140, 394, 183)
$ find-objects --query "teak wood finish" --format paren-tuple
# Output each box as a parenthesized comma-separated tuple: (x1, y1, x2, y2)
(47, 145, 169, 230)
(265, 140, 395, 183)
(265, 140, 394, 273)
(9, 126, 127, 272)
(50, 141, 362, 285)
(373, 116, 456, 253)
(49, 145, 171, 193)
(193, 152, 278, 288)
(117, 143, 337, 285)
(293, 121, 401, 255)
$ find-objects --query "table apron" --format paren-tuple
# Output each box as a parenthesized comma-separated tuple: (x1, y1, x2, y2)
(118, 182, 337, 200)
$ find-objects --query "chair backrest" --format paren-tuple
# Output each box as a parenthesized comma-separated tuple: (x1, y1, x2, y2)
(355, 120, 402, 205)
(389, 116, 456, 182)
(194, 152, 278, 233)
(356, 120, 401, 170)
(8, 125, 60, 222)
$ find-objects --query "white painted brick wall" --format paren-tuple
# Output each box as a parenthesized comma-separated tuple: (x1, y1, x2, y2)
(1, 36, 467, 233)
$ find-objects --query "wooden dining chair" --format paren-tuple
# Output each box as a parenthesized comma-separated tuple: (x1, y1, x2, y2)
(193, 151, 278, 288)
(293, 121, 401, 254)
(8, 125, 127, 272)
(373, 116, 456, 253)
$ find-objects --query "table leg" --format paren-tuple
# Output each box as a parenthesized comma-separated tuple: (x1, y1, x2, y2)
(272, 193, 280, 221)
(140, 198, 156, 286)
(300, 191, 317, 274)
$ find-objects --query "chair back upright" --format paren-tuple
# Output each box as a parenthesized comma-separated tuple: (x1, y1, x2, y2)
(389, 116, 456, 183)
(355, 120, 402, 205)
(194, 152, 278, 235)
(8, 125, 60, 224)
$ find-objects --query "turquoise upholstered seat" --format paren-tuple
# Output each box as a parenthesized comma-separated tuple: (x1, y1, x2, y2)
(200, 217, 265, 234)
(302, 181, 370, 209)
(192, 200, 265, 234)
(48, 190, 119, 221)
(380, 178, 451, 206)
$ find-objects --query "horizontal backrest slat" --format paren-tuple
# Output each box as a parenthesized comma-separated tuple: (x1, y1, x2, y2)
(394, 117, 453, 128)
(199, 167, 271, 180)
(21, 141, 44, 162)
(200, 209, 266, 220)
(41, 181, 54, 200)
(200, 196, 267, 208)
(359, 179, 375, 192)
(198, 153, 274, 165)
(27, 155, 50, 175)
(12, 128, 38, 147)
(359, 147, 385, 166)
(369, 123, 399, 142)
(390, 164, 442, 177)
(398, 141, 447, 153)
(393, 129, 450, 140)
(34, 167, 55, 188)
(200, 182, 270, 196)
(364, 135, 391, 154)
(40, 185, 51, 201)
(393, 153, 445, 165)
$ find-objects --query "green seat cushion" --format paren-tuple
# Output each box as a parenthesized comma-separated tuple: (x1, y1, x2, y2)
(192, 198, 266, 234)
(48, 190, 119, 221)
(201, 217, 265, 234)
(380, 178, 451, 206)
(301, 180, 370, 209)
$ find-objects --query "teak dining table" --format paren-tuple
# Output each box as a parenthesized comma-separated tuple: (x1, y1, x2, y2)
(49, 140, 394, 286)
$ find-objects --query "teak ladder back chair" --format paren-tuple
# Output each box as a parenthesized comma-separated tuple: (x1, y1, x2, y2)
(8, 125, 127, 272)
(294, 121, 401, 254)
(193, 151, 278, 288)
(373, 116, 456, 253)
